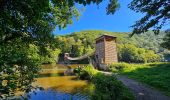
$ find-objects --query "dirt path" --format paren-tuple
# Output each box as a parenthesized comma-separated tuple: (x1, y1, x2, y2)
(100, 71, 170, 100)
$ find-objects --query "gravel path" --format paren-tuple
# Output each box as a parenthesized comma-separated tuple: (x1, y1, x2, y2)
(100, 71, 170, 100)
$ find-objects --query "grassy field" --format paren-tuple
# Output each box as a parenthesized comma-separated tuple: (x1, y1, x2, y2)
(110, 62, 170, 96)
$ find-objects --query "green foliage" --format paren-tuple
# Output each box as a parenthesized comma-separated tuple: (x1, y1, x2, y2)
(41, 48, 61, 64)
(161, 29, 170, 50)
(118, 44, 161, 63)
(55, 35, 95, 57)
(82, 65, 98, 79)
(129, 0, 170, 35)
(109, 62, 131, 72)
(0, 41, 61, 98)
(91, 73, 134, 100)
(133, 31, 165, 53)
(144, 50, 161, 63)
(0, 41, 41, 98)
(74, 65, 97, 80)
(72, 0, 120, 15)
(73, 67, 82, 76)
(110, 62, 170, 96)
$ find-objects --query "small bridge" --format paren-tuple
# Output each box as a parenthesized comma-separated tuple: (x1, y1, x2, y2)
(64, 35, 118, 68)
(65, 52, 95, 61)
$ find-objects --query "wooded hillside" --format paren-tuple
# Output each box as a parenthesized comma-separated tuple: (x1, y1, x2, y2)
(55, 30, 169, 63)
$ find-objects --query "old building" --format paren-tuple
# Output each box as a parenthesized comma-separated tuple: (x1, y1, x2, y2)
(95, 34, 118, 65)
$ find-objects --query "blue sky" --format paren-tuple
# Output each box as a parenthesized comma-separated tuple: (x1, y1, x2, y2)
(53, 0, 166, 35)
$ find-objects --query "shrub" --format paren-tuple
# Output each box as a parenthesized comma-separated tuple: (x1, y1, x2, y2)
(74, 65, 97, 80)
(109, 63, 131, 72)
(91, 73, 134, 100)
(73, 66, 82, 74)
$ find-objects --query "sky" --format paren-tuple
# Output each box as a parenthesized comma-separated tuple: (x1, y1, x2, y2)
(53, 0, 166, 35)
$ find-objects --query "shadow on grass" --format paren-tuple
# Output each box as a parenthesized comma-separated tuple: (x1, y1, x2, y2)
(122, 63, 170, 96)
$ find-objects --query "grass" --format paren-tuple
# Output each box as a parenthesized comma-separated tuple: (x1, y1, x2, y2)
(109, 62, 170, 96)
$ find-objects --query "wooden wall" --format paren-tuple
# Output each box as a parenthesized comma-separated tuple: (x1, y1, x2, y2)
(104, 37, 118, 63)
(95, 39, 105, 63)
(95, 36, 118, 64)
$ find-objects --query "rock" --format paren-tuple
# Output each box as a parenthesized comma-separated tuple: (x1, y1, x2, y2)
(64, 68, 74, 76)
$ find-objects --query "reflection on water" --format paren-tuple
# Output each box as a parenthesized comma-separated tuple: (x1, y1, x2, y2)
(41, 64, 87, 69)
(28, 89, 89, 100)
(34, 76, 89, 93)
(29, 64, 92, 100)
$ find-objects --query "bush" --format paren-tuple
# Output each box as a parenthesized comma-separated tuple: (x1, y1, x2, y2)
(109, 63, 131, 72)
(74, 65, 97, 80)
(91, 73, 134, 100)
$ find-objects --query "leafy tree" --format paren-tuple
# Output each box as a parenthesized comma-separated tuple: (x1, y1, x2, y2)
(144, 50, 161, 63)
(161, 29, 170, 50)
(0, 40, 41, 98)
(133, 31, 165, 53)
(85, 45, 94, 55)
(118, 44, 138, 63)
(118, 44, 161, 63)
(41, 48, 61, 64)
(73, 39, 84, 56)
(129, 0, 170, 35)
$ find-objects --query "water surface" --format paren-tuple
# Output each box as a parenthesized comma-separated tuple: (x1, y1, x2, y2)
(29, 64, 92, 100)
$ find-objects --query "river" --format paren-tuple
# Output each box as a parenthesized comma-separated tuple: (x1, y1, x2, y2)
(27, 64, 93, 100)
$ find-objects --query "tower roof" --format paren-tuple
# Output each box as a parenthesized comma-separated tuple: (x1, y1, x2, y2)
(95, 34, 117, 41)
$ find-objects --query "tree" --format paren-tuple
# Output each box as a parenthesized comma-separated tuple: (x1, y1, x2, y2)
(161, 29, 170, 49)
(0, 41, 41, 99)
(118, 44, 160, 63)
(129, 0, 170, 35)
